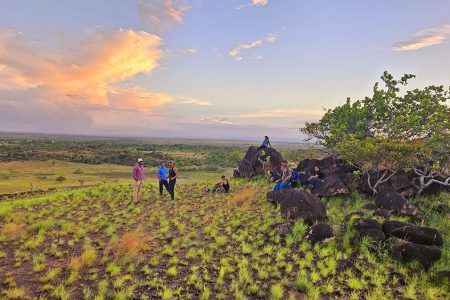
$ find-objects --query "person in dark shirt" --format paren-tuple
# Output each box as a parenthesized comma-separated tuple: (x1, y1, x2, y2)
(307, 166, 325, 186)
(213, 175, 230, 193)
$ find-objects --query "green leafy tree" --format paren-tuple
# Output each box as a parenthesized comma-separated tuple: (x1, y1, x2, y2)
(301, 71, 450, 194)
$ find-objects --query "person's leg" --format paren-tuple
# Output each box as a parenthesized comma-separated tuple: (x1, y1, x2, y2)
(273, 181, 281, 191)
(309, 178, 321, 186)
(163, 180, 170, 194)
(159, 180, 163, 195)
(280, 180, 291, 190)
(134, 181, 142, 203)
(133, 181, 139, 202)
(169, 180, 176, 203)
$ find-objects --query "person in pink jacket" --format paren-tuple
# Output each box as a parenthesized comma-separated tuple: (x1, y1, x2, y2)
(132, 158, 144, 203)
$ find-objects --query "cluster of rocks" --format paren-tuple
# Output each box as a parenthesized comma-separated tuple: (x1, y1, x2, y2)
(346, 189, 445, 269)
(266, 186, 445, 270)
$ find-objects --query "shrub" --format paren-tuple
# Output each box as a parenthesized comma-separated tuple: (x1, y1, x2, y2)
(55, 176, 66, 182)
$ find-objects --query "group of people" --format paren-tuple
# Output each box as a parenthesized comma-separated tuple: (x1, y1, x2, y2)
(256, 135, 325, 192)
(132, 135, 324, 202)
(132, 158, 179, 205)
(274, 162, 325, 191)
(132, 158, 230, 204)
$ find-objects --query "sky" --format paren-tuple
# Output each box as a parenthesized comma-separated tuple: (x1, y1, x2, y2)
(0, 0, 449, 142)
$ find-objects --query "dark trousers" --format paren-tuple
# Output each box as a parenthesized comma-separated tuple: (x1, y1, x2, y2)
(169, 179, 176, 200)
(159, 179, 170, 195)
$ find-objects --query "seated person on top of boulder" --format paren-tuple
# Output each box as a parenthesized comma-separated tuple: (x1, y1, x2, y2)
(213, 175, 230, 193)
(273, 160, 292, 191)
(307, 166, 325, 186)
(257, 135, 271, 150)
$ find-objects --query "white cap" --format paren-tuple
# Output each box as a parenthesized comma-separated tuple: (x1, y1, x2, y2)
(137, 158, 143, 162)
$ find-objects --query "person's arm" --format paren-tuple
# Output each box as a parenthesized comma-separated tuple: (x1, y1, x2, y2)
(132, 166, 138, 181)
(171, 167, 179, 180)
(157, 169, 160, 181)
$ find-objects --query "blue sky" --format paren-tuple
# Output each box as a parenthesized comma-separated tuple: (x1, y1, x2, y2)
(0, 0, 449, 141)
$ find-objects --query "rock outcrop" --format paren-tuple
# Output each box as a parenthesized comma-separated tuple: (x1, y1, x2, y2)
(267, 189, 327, 225)
(235, 146, 284, 179)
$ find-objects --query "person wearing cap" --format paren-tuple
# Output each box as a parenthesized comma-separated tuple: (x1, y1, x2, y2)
(157, 161, 170, 196)
(132, 158, 144, 203)
(167, 161, 178, 205)
(213, 175, 230, 193)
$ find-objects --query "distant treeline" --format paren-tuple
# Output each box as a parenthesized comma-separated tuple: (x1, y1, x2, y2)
(0, 136, 247, 168)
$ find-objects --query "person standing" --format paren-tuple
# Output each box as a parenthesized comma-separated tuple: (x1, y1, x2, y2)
(132, 158, 144, 203)
(167, 161, 179, 205)
(157, 161, 170, 196)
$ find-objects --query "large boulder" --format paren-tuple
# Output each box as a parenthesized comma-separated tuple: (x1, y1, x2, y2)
(267, 189, 327, 225)
(375, 188, 422, 221)
(311, 175, 350, 198)
(236, 146, 284, 179)
(297, 156, 357, 177)
(362, 171, 416, 196)
(393, 242, 442, 269)
(305, 224, 334, 244)
(383, 221, 443, 247)
(357, 229, 386, 243)
(353, 218, 383, 231)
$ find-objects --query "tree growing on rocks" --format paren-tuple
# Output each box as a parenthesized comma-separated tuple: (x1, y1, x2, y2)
(301, 71, 450, 194)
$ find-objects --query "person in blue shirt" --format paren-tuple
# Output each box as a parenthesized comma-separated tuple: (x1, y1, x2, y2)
(157, 161, 170, 196)
(257, 135, 271, 150)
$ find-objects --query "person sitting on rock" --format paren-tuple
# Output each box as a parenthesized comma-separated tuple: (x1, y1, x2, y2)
(307, 166, 325, 186)
(274, 160, 292, 191)
(213, 175, 230, 193)
(257, 135, 271, 150)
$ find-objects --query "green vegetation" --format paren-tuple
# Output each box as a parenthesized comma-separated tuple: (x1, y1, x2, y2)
(0, 180, 448, 299)
(301, 71, 450, 194)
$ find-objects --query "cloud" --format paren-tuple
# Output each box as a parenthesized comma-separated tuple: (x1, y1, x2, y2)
(252, 0, 268, 6)
(0, 28, 209, 134)
(0, 29, 162, 106)
(236, 0, 269, 10)
(200, 117, 233, 125)
(229, 33, 278, 60)
(236, 108, 324, 119)
(393, 24, 450, 51)
(138, 0, 190, 32)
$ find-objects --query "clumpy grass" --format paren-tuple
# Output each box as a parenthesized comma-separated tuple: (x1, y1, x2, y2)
(3, 287, 27, 299)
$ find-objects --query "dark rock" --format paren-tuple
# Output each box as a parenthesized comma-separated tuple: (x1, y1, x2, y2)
(373, 209, 390, 220)
(237, 146, 284, 179)
(375, 188, 406, 211)
(233, 169, 241, 178)
(362, 171, 415, 195)
(361, 203, 378, 211)
(383, 221, 443, 247)
(435, 270, 450, 282)
(375, 188, 422, 220)
(394, 242, 442, 269)
(305, 223, 334, 244)
(296, 158, 322, 175)
(311, 175, 350, 198)
(344, 211, 364, 223)
(357, 229, 386, 243)
(336, 258, 355, 272)
(353, 218, 383, 231)
(434, 203, 449, 214)
(266, 189, 327, 225)
(297, 156, 357, 177)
